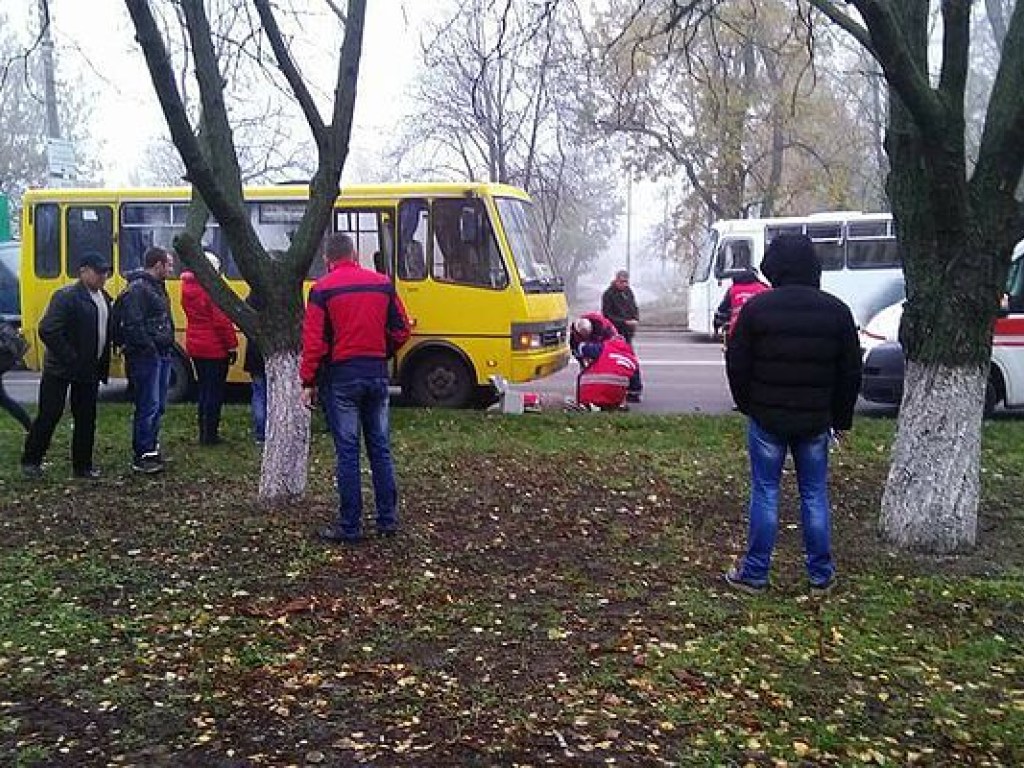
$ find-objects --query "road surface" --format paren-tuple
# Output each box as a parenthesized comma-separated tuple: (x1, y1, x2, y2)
(4, 331, 901, 417)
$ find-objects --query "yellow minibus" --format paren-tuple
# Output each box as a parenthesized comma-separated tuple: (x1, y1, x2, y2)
(19, 182, 569, 407)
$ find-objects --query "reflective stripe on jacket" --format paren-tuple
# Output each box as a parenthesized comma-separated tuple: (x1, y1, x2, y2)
(579, 336, 638, 408)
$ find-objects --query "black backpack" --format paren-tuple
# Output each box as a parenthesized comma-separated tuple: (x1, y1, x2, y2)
(0, 320, 29, 371)
(110, 285, 134, 351)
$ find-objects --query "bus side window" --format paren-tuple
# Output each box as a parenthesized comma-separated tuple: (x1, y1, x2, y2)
(67, 206, 113, 276)
(335, 209, 392, 276)
(714, 238, 753, 278)
(847, 220, 901, 269)
(807, 223, 844, 271)
(431, 198, 507, 289)
(397, 199, 428, 281)
(33, 203, 61, 278)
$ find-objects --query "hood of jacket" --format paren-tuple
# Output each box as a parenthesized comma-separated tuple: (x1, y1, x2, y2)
(760, 234, 821, 288)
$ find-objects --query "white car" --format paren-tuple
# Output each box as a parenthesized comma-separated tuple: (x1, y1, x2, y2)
(859, 241, 1024, 412)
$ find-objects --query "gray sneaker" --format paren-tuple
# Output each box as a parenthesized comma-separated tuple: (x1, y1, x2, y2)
(131, 455, 165, 474)
(809, 574, 837, 598)
(723, 567, 768, 595)
(21, 463, 43, 479)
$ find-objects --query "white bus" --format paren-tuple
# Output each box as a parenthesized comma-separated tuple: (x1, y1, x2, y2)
(688, 212, 906, 335)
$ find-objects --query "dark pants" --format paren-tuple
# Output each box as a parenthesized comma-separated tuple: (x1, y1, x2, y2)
(621, 334, 642, 395)
(22, 374, 99, 472)
(0, 371, 32, 432)
(194, 357, 230, 443)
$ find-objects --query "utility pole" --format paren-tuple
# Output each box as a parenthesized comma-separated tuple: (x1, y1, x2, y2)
(39, 0, 61, 140)
(625, 175, 632, 274)
(38, 0, 76, 186)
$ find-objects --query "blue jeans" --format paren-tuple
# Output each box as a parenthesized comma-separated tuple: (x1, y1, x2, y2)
(738, 420, 835, 587)
(128, 354, 172, 459)
(324, 372, 398, 538)
(250, 374, 267, 442)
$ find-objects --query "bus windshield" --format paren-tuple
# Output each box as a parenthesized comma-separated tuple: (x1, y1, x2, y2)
(691, 230, 717, 284)
(495, 197, 562, 293)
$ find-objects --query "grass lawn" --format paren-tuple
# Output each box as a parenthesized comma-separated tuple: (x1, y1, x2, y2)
(1, 405, 1022, 766)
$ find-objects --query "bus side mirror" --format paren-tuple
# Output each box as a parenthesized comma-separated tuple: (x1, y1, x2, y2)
(460, 207, 480, 244)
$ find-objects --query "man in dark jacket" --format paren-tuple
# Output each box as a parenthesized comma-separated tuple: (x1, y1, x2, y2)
(120, 246, 176, 474)
(21, 253, 113, 479)
(601, 269, 643, 402)
(724, 234, 862, 596)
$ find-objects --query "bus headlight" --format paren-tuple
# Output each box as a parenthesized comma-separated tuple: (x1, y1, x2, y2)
(514, 331, 543, 350)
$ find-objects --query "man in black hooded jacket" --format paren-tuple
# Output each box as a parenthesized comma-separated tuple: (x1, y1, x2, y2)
(724, 233, 862, 595)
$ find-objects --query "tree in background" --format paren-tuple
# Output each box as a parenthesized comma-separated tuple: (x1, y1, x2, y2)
(803, 0, 1024, 552)
(0, 9, 99, 230)
(593, 0, 882, 266)
(389, 0, 619, 303)
(125, 0, 366, 503)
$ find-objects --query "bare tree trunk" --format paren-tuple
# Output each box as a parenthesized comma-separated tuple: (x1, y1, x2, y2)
(259, 350, 311, 503)
(880, 361, 986, 552)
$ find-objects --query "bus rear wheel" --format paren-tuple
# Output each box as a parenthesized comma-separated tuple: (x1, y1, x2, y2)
(408, 352, 473, 408)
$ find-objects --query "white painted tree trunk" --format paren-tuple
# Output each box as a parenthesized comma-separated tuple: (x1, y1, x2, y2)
(880, 360, 986, 553)
(258, 350, 311, 504)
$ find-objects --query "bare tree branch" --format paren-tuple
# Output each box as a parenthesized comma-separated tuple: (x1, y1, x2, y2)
(253, 0, 327, 139)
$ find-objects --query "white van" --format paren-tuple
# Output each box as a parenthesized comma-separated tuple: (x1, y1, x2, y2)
(860, 240, 1024, 412)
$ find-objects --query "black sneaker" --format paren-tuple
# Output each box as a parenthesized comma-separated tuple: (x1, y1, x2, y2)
(21, 463, 43, 479)
(73, 467, 102, 480)
(723, 567, 767, 595)
(131, 455, 164, 474)
(626, 392, 642, 403)
(318, 527, 362, 545)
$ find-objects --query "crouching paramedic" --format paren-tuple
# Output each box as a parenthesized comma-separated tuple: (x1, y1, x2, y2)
(572, 316, 639, 410)
(300, 233, 412, 544)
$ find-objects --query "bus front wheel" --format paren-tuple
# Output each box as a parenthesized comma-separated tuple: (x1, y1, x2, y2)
(408, 352, 473, 408)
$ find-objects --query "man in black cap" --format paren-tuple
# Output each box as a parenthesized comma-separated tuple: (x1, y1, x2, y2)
(724, 233, 862, 596)
(22, 252, 113, 479)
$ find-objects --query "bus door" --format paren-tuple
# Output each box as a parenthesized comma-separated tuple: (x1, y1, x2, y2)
(711, 236, 755, 334)
(331, 205, 396, 374)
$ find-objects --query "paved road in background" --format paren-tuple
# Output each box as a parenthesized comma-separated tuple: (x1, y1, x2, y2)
(5, 331, 900, 417)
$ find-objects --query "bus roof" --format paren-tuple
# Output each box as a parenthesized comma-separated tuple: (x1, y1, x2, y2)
(713, 211, 891, 235)
(20, 181, 532, 204)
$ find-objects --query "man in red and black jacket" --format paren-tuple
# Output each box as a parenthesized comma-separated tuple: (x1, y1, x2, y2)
(300, 233, 411, 545)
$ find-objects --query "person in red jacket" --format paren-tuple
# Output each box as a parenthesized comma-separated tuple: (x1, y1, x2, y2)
(300, 233, 411, 544)
(572, 315, 640, 411)
(181, 251, 238, 445)
(714, 268, 771, 340)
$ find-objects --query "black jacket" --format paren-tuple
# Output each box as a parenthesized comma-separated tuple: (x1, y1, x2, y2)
(601, 285, 639, 339)
(242, 290, 265, 376)
(120, 271, 176, 358)
(38, 282, 113, 383)
(726, 235, 862, 438)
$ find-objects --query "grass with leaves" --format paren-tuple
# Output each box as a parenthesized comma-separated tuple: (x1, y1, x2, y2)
(1, 405, 1022, 766)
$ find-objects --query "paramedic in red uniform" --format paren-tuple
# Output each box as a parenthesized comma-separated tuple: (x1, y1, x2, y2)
(572, 316, 640, 410)
(300, 234, 411, 544)
(714, 268, 771, 338)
